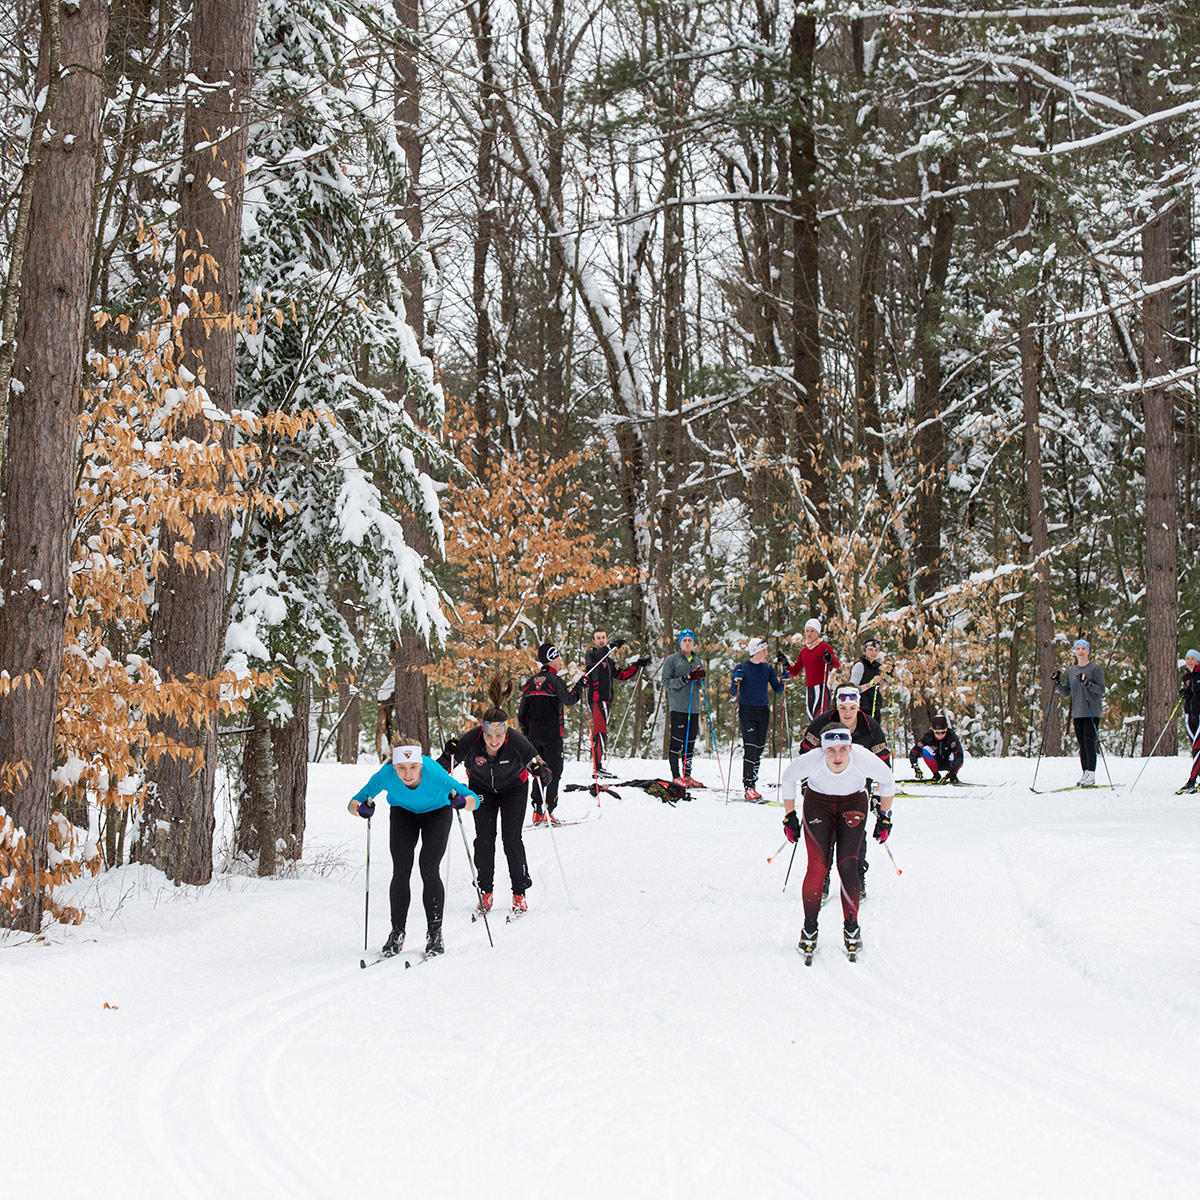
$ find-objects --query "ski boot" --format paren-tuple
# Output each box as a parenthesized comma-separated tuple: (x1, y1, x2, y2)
(798, 927, 818, 966)
(843, 919, 863, 962)
(596, 766, 617, 779)
(508, 894, 528, 923)
(532, 810, 547, 825)
(475, 891, 493, 916)
(744, 786, 763, 802)
(424, 922, 444, 957)
(381, 927, 405, 957)
(547, 811, 562, 826)
(1177, 781, 1198, 795)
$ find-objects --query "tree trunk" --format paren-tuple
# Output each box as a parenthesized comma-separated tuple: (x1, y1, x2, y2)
(788, 10, 827, 542)
(0, 0, 107, 931)
(1013, 135, 1061, 756)
(912, 157, 957, 600)
(1141, 201, 1179, 755)
(272, 675, 309, 861)
(139, 0, 255, 886)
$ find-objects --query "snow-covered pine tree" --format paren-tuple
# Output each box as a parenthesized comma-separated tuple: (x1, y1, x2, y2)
(226, 0, 451, 866)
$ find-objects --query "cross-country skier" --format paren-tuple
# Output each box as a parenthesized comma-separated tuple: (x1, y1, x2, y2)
(1053, 638, 1106, 786)
(583, 628, 651, 778)
(518, 642, 580, 823)
(439, 678, 553, 917)
(777, 618, 839, 720)
(730, 637, 784, 800)
(780, 723, 895, 962)
(908, 714, 964, 782)
(661, 628, 706, 787)
(348, 744, 480, 958)
(849, 637, 889, 722)
(801, 681, 891, 898)
(1181, 649, 1200, 794)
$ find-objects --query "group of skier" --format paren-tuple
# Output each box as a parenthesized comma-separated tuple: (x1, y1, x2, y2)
(345, 621, 1197, 964)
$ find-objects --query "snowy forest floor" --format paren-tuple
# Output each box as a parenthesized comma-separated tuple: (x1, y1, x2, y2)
(5, 751, 1199, 1199)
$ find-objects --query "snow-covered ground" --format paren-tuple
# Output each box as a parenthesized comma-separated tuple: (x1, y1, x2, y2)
(5, 751, 1199, 1199)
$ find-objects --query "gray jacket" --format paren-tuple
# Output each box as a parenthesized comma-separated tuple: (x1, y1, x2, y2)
(661, 649, 704, 714)
(1055, 662, 1105, 719)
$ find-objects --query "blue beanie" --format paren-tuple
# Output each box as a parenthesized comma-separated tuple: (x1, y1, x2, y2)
(1073, 638, 1090, 652)
(678, 628, 696, 644)
(1186, 648, 1200, 664)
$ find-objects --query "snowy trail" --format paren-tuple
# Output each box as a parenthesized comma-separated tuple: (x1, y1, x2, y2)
(5, 756, 1199, 1198)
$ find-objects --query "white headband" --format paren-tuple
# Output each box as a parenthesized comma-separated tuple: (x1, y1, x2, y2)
(392, 745, 422, 765)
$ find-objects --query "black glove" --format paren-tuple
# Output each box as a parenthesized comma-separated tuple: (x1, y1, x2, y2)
(1051, 670, 1061, 683)
(1182, 685, 1189, 699)
(449, 791, 468, 810)
(613, 638, 626, 649)
(686, 666, 706, 682)
(783, 811, 801, 843)
(635, 655, 652, 668)
(872, 811, 892, 842)
(823, 649, 832, 664)
(443, 738, 459, 759)
(776, 651, 790, 669)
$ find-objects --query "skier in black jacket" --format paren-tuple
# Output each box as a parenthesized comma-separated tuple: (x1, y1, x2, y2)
(848, 638, 889, 722)
(908, 714, 964, 782)
(583, 628, 651, 777)
(439, 678, 552, 916)
(518, 642, 580, 822)
(1181, 648, 1200, 793)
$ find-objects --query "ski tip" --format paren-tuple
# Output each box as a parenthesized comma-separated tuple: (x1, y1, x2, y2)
(404, 960, 412, 969)
(359, 959, 367, 969)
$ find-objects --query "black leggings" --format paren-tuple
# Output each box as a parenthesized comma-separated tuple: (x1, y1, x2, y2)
(800, 787, 868, 930)
(669, 711, 700, 778)
(739, 705, 770, 786)
(1073, 717, 1099, 772)
(473, 785, 531, 894)
(528, 734, 563, 810)
(388, 805, 452, 932)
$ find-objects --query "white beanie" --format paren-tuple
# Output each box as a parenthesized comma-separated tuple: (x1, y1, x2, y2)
(804, 618, 821, 634)
(747, 637, 768, 656)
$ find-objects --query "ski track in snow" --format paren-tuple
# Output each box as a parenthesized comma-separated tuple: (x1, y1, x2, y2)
(4, 755, 1200, 1199)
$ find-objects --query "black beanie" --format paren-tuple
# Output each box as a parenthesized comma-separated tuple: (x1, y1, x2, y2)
(537, 642, 560, 665)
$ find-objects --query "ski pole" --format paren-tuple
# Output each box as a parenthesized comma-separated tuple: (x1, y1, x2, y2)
(682, 675, 695, 781)
(1086, 691, 1117, 790)
(1029, 689, 1056, 793)
(359, 816, 372, 968)
(1130, 697, 1183, 793)
(766, 838, 788, 864)
(454, 804, 493, 947)
(725, 678, 741, 803)
(782, 838, 799, 893)
(882, 841, 903, 875)
(775, 674, 788, 792)
(699, 678, 728, 792)
(539, 778, 575, 910)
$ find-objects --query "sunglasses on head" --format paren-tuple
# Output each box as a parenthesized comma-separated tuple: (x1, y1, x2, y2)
(821, 729, 853, 747)
(482, 721, 507, 737)
(835, 690, 860, 705)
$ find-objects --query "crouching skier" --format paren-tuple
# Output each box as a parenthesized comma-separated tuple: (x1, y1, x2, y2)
(348, 744, 480, 958)
(780, 724, 895, 963)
